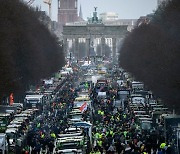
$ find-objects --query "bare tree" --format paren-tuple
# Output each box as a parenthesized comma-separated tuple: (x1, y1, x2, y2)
(0, 0, 65, 102)
(119, 0, 180, 112)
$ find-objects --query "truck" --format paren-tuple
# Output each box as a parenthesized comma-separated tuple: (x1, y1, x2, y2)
(131, 81, 144, 91)
(25, 94, 45, 110)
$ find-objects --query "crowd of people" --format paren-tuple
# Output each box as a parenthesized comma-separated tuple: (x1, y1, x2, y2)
(20, 66, 175, 154)
(90, 71, 173, 154)
(24, 71, 80, 154)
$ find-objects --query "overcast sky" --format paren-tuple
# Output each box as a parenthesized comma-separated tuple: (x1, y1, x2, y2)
(28, 0, 158, 21)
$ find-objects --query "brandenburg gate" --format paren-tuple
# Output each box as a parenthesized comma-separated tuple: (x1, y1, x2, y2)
(62, 8, 128, 61)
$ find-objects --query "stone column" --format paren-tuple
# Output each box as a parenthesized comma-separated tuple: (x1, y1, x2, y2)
(101, 37, 105, 56)
(63, 37, 68, 57)
(75, 38, 79, 60)
(72, 39, 75, 57)
(112, 38, 117, 61)
(58, 0, 60, 9)
(86, 38, 90, 58)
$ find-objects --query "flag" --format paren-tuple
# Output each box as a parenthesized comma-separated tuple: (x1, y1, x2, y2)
(79, 102, 87, 113)
(9, 93, 14, 105)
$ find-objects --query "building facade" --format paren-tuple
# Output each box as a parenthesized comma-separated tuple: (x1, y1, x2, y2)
(58, 0, 78, 25)
(63, 8, 129, 61)
(99, 12, 119, 21)
(57, 0, 78, 35)
(57, 0, 84, 37)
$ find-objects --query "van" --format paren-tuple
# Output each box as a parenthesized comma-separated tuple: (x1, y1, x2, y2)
(25, 94, 45, 110)
(65, 128, 82, 134)
(75, 96, 90, 102)
(153, 107, 169, 112)
(141, 120, 152, 130)
(131, 96, 145, 106)
(131, 81, 144, 91)
(0, 113, 11, 133)
(56, 137, 84, 153)
(138, 117, 152, 121)
(5, 128, 18, 147)
(7, 124, 21, 129)
(60, 71, 69, 77)
(11, 103, 23, 109)
(135, 114, 151, 118)
(6, 129, 24, 153)
(69, 118, 83, 125)
(133, 110, 146, 115)
(58, 133, 82, 138)
(151, 104, 164, 108)
(14, 113, 31, 118)
(56, 148, 82, 154)
(97, 92, 107, 99)
(65, 67, 73, 74)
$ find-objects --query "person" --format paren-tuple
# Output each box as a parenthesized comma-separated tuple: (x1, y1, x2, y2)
(34, 141, 41, 154)
(115, 141, 124, 154)
(107, 144, 115, 154)
(94, 146, 101, 154)
(36, 122, 41, 128)
(90, 149, 95, 154)
(7, 135, 10, 146)
(22, 146, 30, 154)
(50, 132, 56, 139)
(48, 141, 55, 154)
(97, 139, 103, 153)
(160, 142, 166, 149)
(124, 144, 132, 154)
(157, 148, 164, 154)
(166, 145, 172, 154)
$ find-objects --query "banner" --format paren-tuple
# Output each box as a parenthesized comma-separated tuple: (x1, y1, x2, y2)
(79, 102, 87, 113)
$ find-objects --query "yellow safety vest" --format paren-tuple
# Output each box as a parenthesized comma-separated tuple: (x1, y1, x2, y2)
(37, 123, 40, 128)
(80, 140, 84, 145)
(106, 131, 109, 136)
(99, 133, 103, 139)
(124, 131, 127, 137)
(51, 133, 56, 138)
(160, 143, 166, 149)
(95, 133, 100, 139)
(101, 111, 104, 116)
(97, 140, 102, 147)
(41, 134, 45, 139)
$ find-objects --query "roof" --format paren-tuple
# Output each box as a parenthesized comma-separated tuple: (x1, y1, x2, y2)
(25, 94, 44, 98)
(75, 96, 90, 101)
(73, 121, 92, 127)
(5, 128, 18, 133)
